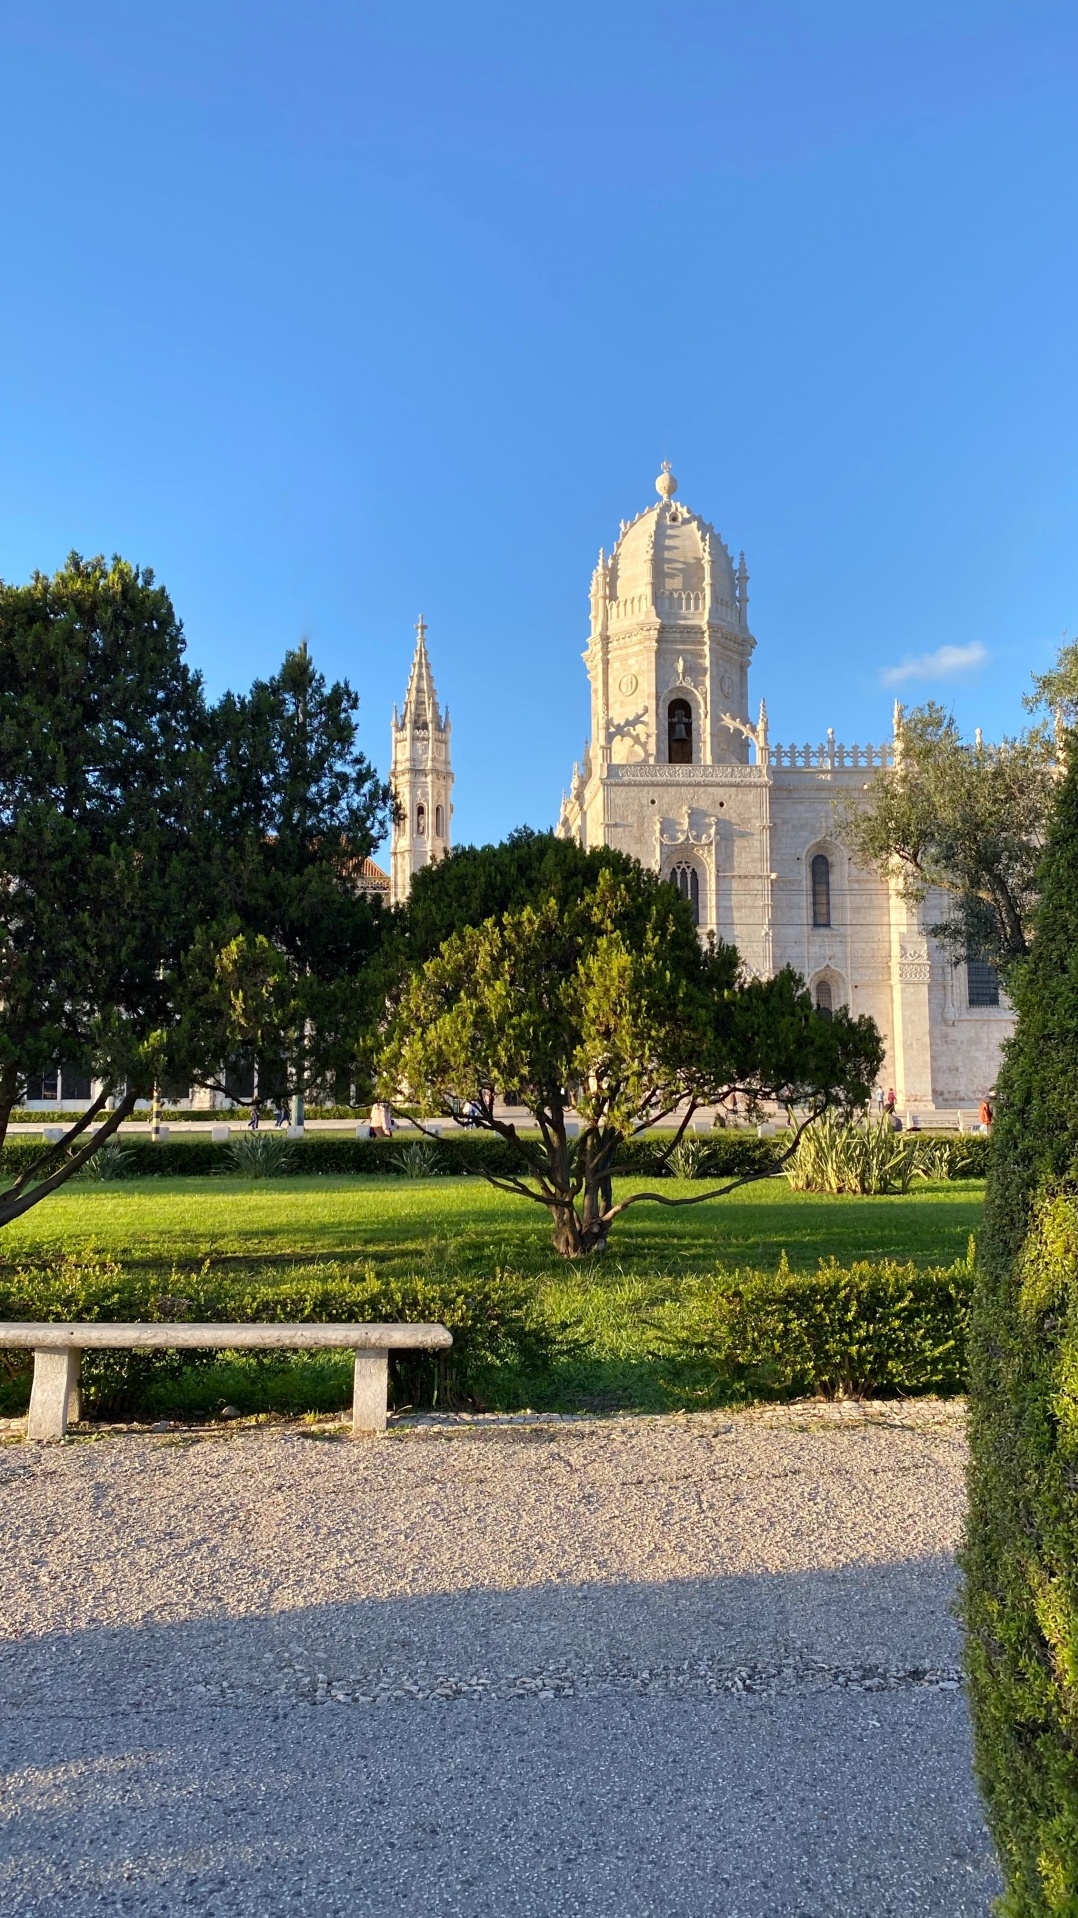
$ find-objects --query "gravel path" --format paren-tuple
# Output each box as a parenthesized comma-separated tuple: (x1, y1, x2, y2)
(0, 1401, 998, 1915)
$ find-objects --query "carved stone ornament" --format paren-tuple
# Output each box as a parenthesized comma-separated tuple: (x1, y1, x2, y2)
(659, 806, 719, 850)
(666, 657, 707, 715)
(610, 763, 764, 783)
(618, 671, 639, 695)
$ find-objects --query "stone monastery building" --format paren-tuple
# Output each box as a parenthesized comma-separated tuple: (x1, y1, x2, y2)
(392, 465, 1011, 1114)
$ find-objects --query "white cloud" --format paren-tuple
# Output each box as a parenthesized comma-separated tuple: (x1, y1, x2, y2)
(881, 641, 988, 687)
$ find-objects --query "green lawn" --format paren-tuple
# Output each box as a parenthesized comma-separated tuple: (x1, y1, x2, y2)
(0, 1172, 984, 1280)
(0, 1174, 985, 1421)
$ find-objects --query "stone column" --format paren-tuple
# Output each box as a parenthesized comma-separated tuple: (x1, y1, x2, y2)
(888, 873, 934, 1108)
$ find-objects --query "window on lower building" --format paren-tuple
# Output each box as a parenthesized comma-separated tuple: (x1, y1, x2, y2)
(811, 853, 831, 927)
(815, 980, 833, 1021)
(23, 1068, 59, 1101)
(223, 1053, 256, 1102)
(670, 861, 700, 925)
(59, 1066, 93, 1102)
(967, 954, 1000, 1009)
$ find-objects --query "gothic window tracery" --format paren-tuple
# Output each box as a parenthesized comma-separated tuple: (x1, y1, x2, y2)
(669, 860, 700, 925)
(815, 979, 833, 1021)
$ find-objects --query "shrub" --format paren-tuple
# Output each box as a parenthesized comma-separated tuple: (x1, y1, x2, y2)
(392, 1141, 446, 1179)
(961, 745, 1078, 1914)
(785, 1111, 943, 1195)
(74, 1139, 135, 1182)
(665, 1137, 714, 1180)
(613, 1131, 779, 1180)
(225, 1131, 296, 1177)
(0, 1252, 565, 1418)
(661, 1248, 974, 1400)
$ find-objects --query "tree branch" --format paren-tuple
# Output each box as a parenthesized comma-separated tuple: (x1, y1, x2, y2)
(7, 1082, 115, 1196)
(0, 1086, 140, 1227)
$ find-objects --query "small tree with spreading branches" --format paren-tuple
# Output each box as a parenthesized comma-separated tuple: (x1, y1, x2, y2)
(380, 864, 882, 1256)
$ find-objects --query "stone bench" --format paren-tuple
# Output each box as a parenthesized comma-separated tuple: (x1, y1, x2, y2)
(0, 1322, 453, 1441)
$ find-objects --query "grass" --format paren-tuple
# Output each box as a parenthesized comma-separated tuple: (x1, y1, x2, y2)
(0, 1173, 986, 1421)
(0, 1172, 984, 1278)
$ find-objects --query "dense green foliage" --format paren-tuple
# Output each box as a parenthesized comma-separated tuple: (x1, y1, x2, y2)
(840, 701, 1053, 976)
(194, 641, 391, 1108)
(382, 863, 882, 1254)
(0, 557, 391, 1223)
(963, 744, 1078, 1914)
(0, 555, 215, 1206)
(786, 1112, 950, 1194)
(665, 1249, 974, 1400)
(390, 827, 637, 968)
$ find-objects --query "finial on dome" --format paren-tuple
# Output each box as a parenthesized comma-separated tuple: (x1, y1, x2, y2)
(656, 461, 677, 501)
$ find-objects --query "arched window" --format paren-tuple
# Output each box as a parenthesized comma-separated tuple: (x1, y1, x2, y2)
(435, 804, 444, 838)
(668, 698, 693, 764)
(811, 853, 831, 927)
(815, 979, 833, 1021)
(416, 803, 426, 837)
(670, 861, 700, 925)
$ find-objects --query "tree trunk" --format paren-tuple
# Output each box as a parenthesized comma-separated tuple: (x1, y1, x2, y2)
(552, 1203, 585, 1257)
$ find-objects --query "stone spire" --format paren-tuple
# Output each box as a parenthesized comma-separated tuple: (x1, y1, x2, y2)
(390, 617, 453, 906)
(400, 615, 443, 732)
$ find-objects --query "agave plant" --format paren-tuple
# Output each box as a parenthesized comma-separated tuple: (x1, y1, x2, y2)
(785, 1111, 937, 1196)
(666, 1137, 716, 1180)
(75, 1138, 135, 1182)
(392, 1141, 446, 1179)
(225, 1130, 296, 1178)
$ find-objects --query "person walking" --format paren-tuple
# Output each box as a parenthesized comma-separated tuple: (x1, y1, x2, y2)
(274, 1098, 288, 1129)
(979, 1096, 994, 1131)
(246, 1099, 262, 1131)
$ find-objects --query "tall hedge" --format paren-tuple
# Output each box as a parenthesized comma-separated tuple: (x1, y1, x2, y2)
(963, 750, 1078, 1914)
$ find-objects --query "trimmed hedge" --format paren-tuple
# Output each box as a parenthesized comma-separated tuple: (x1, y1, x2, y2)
(0, 1126, 988, 1184)
(0, 1253, 565, 1416)
(961, 749, 1078, 1913)
(0, 1245, 977, 1422)
(664, 1251, 974, 1400)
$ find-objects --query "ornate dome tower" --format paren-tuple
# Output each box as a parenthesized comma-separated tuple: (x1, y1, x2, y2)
(585, 464, 754, 770)
(390, 617, 453, 905)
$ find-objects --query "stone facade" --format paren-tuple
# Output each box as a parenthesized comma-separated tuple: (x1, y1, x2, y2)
(390, 617, 454, 907)
(556, 467, 1012, 1111)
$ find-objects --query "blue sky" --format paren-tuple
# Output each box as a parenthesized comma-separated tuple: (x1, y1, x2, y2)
(1, 2, 1076, 849)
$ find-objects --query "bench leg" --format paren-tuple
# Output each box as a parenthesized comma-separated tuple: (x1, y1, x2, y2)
(352, 1349, 388, 1436)
(27, 1348, 81, 1442)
